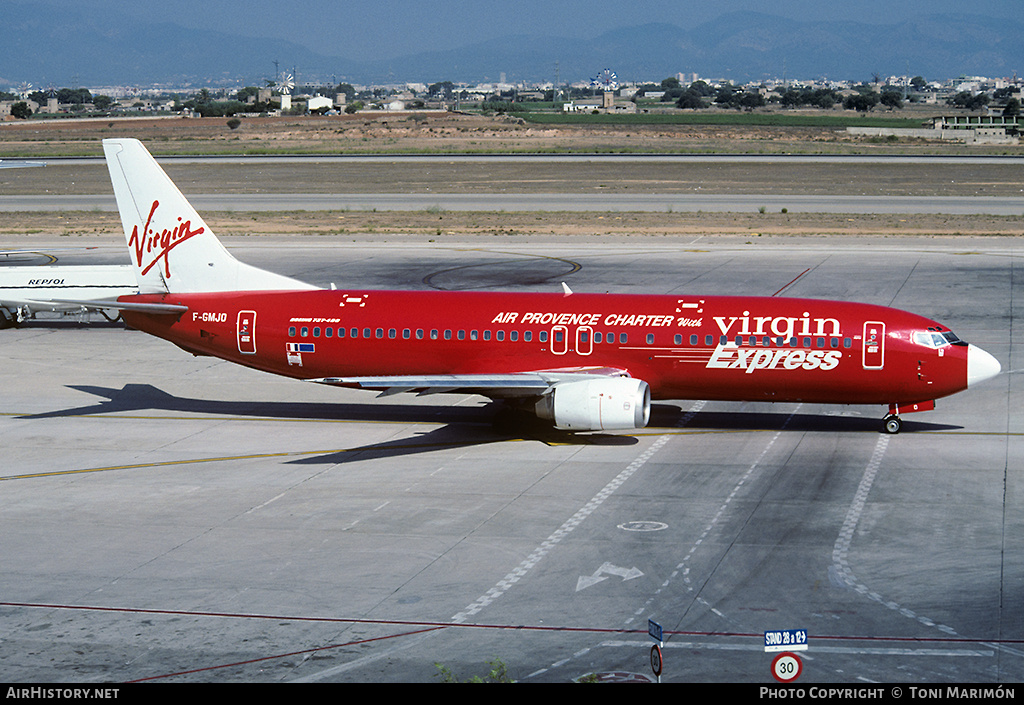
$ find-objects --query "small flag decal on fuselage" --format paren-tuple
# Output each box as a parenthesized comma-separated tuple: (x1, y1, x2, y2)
(286, 342, 314, 367)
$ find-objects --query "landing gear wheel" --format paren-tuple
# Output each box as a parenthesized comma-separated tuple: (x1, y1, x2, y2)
(883, 414, 902, 435)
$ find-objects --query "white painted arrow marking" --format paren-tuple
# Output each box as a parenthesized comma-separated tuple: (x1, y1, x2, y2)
(576, 562, 644, 592)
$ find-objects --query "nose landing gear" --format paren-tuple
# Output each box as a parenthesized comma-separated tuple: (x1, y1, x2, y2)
(883, 400, 935, 434)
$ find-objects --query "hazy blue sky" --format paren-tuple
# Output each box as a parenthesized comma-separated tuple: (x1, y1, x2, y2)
(41, 0, 1021, 61)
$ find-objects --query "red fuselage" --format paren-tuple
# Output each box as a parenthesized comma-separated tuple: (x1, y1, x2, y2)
(121, 290, 970, 408)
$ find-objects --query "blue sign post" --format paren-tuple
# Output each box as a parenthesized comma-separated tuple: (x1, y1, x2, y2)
(764, 628, 808, 652)
(648, 618, 663, 645)
(765, 629, 807, 683)
(648, 619, 663, 682)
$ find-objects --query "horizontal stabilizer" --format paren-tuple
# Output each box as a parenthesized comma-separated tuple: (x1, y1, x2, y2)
(47, 298, 188, 314)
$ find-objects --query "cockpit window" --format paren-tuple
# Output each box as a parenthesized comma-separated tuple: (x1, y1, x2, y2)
(913, 330, 963, 348)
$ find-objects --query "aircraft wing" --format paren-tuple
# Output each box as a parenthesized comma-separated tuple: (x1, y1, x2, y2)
(308, 367, 632, 399)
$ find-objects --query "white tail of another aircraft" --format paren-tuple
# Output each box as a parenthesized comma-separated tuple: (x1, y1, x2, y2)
(102, 138, 317, 294)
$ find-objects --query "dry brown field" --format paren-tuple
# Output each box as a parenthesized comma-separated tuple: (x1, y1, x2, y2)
(1, 110, 1021, 157)
(1, 112, 1021, 240)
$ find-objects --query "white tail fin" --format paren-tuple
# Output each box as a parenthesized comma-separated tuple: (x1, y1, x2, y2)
(102, 139, 317, 294)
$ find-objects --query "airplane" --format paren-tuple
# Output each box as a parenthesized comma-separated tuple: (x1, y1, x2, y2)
(1, 154, 134, 327)
(59, 138, 1000, 434)
(0, 263, 137, 327)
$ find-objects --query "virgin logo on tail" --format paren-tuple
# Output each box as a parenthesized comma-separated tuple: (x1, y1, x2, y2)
(128, 200, 205, 278)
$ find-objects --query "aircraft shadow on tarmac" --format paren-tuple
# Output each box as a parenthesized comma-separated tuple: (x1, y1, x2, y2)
(26, 385, 960, 465)
(648, 405, 963, 434)
(29, 383, 486, 425)
(24, 384, 639, 463)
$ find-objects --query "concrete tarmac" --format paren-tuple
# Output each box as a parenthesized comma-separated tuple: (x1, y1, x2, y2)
(0, 234, 1020, 683)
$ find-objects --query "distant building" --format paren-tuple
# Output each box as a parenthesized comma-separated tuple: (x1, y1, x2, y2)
(562, 96, 636, 114)
(563, 99, 602, 112)
(929, 114, 1021, 131)
(848, 114, 1019, 144)
(307, 95, 333, 111)
(0, 100, 40, 117)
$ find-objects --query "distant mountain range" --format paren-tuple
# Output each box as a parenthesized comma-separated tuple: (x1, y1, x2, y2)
(3, 3, 1021, 88)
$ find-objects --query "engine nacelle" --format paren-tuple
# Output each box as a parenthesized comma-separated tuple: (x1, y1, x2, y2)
(534, 377, 651, 431)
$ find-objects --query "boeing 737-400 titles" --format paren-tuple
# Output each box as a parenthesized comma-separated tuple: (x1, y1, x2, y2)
(46, 139, 1002, 434)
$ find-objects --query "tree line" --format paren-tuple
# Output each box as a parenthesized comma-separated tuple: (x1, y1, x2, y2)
(654, 78, 902, 112)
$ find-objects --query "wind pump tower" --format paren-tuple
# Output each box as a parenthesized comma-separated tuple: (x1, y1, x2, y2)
(591, 69, 618, 109)
(279, 72, 295, 111)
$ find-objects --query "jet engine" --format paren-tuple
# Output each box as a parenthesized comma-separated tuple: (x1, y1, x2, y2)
(534, 377, 651, 431)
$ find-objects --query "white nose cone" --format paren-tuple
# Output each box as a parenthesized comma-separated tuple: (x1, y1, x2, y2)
(967, 345, 1001, 387)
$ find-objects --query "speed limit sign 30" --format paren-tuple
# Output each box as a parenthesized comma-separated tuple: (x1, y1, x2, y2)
(771, 652, 802, 682)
